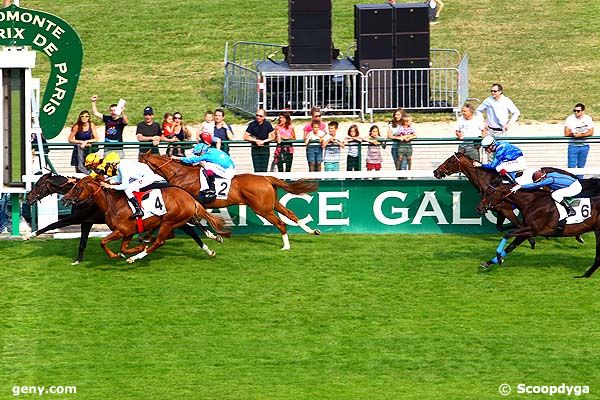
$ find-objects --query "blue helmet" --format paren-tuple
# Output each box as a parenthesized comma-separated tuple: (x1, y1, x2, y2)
(192, 143, 210, 155)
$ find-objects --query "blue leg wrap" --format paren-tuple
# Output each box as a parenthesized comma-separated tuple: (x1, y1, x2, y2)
(496, 238, 508, 254)
(491, 256, 499, 264)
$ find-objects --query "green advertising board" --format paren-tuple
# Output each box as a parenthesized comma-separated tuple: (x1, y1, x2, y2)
(208, 179, 500, 234)
(0, 4, 82, 139)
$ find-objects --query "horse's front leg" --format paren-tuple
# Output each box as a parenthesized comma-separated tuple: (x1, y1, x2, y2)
(100, 230, 126, 259)
(119, 235, 146, 256)
(127, 224, 172, 263)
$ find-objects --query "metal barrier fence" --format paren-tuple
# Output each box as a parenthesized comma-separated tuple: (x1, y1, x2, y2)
(223, 42, 469, 119)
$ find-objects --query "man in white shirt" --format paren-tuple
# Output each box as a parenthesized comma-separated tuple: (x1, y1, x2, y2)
(455, 103, 485, 161)
(476, 83, 520, 138)
(564, 103, 594, 174)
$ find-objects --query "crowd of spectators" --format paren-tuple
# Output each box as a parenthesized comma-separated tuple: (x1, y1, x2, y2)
(78, 85, 594, 174)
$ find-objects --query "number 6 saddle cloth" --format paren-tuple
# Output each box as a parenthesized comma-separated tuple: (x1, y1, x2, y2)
(560, 198, 591, 225)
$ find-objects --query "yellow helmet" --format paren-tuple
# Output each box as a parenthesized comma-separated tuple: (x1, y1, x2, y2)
(84, 152, 102, 168)
(97, 152, 121, 176)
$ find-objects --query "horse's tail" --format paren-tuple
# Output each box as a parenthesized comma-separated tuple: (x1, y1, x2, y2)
(193, 203, 227, 233)
(264, 176, 319, 195)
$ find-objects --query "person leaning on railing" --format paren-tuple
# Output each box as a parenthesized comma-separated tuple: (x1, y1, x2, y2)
(454, 103, 485, 161)
(136, 106, 162, 156)
(243, 109, 274, 172)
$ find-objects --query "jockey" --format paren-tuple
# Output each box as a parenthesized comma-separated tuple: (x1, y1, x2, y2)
(172, 143, 236, 203)
(84, 152, 103, 178)
(97, 152, 168, 218)
(473, 136, 527, 183)
(511, 169, 581, 218)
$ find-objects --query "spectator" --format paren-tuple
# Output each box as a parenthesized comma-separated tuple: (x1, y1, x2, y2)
(196, 110, 215, 142)
(172, 112, 193, 157)
(476, 83, 520, 138)
(564, 103, 594, 175)
(136, 106, 162, 155)
(344, 124, 364, 171)
(275, 112, 296, 172)
(322, 121, 344, 172)
(366, 125, 385, 171)
(455, 103, 485, 161)
(91, 95, 128, 158)
(243, 109, 275, 172)
(68, 110, 98, 174)
(304, 120, 326, 172)
(303, 107, 326, 137)
(425, 0, 444, 25)
(388, 109, 415, 170)
(161, 113, 179, 156)
(212, 108, 234, 154)
(387, 114, 415, 170)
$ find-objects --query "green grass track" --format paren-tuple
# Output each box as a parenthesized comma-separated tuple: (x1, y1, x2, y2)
(1, 233, 600, 399)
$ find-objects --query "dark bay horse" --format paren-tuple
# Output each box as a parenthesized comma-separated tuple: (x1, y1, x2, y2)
(27, 173, 223, 263)
(139, 152, 322, 250)
(433, 151, 537, 250)
(477, 182, 600, 278)
(62, 176, 226, 263)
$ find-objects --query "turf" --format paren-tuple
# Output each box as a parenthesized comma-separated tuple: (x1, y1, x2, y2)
(18, 0, 600, 124)
(1, 233, 599, 399)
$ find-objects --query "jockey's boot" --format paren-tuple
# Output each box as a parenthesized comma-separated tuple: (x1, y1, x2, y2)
(128, 197, 144, 219)
(560, 200, 576, 217)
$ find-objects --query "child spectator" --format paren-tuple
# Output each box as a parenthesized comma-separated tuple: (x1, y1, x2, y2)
(344, 124, 363, 171)
(322, 121, 344, 171)
(160, 112, 178, 156)
(197, 110, 215, 142)
(388, 113, 416, 170)
(304, 120, 326, 172)
(366, 125, 385, 171)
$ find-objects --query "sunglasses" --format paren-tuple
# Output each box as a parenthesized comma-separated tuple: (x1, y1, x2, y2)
(80, 114, 90, 118)
(490, 90, 500, 93)
(314, 114, 322, 117)
(174, 116, 182, 120)
(573, 109, 583, 113)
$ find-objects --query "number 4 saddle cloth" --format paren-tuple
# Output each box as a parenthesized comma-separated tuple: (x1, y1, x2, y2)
(132, 190, 168, 219)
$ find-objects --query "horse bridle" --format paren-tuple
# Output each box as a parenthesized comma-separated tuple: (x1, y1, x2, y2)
(148, 157, 177, 181)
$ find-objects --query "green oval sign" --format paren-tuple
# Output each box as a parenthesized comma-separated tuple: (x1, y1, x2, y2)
(0, 4, 83, 139)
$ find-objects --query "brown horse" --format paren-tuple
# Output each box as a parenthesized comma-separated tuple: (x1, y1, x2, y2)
(477, 182, 600, 278)
(139, 152, 321, 250)
(26, 172, 223, 263)
(62, 176, 226, 263)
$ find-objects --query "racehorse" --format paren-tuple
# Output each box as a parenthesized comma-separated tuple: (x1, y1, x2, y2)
(433, 150, 537, 250)
(139, 152, 322, 250)
(476, 182, 600, 278)
(34, 173, 224, 263)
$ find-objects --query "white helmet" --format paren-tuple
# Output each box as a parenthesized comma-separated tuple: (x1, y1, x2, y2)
(481, 136, 496, 148)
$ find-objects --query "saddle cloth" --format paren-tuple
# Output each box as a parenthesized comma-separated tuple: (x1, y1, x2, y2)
(559, 198, 591, 224)
(131, 189, 168, 219)
(199, 172, 232, 200)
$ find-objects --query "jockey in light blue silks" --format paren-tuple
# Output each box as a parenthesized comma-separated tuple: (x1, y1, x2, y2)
(172, 143, 236, 203)
(473, 136, 527, 183)
(512, 169, 581, 219)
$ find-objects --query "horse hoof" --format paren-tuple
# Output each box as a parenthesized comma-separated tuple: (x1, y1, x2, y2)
(22, 233, 33, 240)
(126, 258, 136, 264)
(479, 261, 493, 272)
(576, 236, 585, 244)
(215, 235, 224, 243)
(209, 250, 216, 257)
(70, 260, 80, 266)
(281, 246, 291, 251)
(118, 252, 126, 259)
(314, 229, 322, 236)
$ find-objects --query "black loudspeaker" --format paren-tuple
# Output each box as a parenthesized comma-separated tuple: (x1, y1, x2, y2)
(354, 4, 394, 35)
(288, 0, 332, 68)
(356, 34, 394, 60)
(395, 33, 430, 59)
(289, 0, 331, 11)
(394, 3, 429, 33)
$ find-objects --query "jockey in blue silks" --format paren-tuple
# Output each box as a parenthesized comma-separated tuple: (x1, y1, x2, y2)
(473, 136, 526, 183)
(512, 169, 581, 218)
(172, 143, 236, 203)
